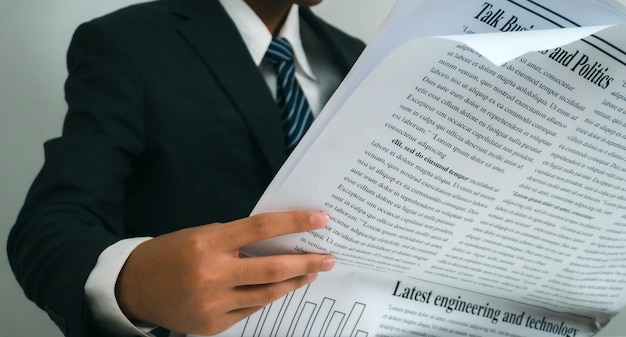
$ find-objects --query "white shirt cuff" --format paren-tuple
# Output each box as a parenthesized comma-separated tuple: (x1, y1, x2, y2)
(85, 237, 155, 337)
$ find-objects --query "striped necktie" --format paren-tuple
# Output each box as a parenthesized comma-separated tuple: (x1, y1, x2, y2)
(265, 37, 314, 152)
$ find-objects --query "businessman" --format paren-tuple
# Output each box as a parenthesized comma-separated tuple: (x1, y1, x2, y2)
(7, 0, 365, 336)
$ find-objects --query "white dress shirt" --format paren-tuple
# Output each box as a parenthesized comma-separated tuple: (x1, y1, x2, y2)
(221, 0, 325, 116)
(84, 1, 339, 336)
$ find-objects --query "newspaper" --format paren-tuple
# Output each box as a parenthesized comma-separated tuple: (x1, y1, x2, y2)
(200, 1, 626, 336)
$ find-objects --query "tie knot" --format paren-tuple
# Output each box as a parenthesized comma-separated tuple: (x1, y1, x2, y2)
(266, 37, 294, 66)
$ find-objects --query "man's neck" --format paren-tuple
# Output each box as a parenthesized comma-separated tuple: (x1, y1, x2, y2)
(244, 0, 292, 35)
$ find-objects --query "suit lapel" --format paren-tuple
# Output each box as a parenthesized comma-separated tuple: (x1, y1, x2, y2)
(300, 7, 356, 77)
(169, 0, 363, 174)
(171, 0, 287, 174)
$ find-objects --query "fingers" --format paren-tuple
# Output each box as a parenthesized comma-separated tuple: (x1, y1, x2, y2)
(233, 254, 335, 286)
(230, 273, 320, 310)
(220, 253, 335, 315)
(186, 254, 332, 335)
(215, 210, 329, 249)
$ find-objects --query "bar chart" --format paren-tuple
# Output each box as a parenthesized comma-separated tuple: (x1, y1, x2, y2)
(238, 285, 369, 337)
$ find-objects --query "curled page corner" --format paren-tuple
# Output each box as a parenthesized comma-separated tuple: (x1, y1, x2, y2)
(438, 24, 616, 66)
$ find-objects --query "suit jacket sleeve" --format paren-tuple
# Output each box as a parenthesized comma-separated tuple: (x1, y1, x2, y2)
(8, 19, 148, 337)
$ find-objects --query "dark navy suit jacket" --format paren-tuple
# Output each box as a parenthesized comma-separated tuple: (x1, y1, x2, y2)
(7, 0, 364, 336)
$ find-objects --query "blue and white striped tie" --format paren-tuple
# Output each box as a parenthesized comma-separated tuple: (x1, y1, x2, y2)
(265, 37, 314, 152)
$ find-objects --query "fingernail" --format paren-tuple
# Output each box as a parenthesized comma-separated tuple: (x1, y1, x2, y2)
(321, 256, 335, 271)
(310, 211, 329, 228)
(308, 273, 319, 282)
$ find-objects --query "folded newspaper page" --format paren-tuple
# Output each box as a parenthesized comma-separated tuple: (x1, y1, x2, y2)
(198, 1, 626, 336)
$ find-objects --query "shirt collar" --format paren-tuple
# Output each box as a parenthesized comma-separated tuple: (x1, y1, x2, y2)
(218, 0, 316, 80)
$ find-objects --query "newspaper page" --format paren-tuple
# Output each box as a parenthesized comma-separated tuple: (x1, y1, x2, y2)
(197, 1, 626, 337)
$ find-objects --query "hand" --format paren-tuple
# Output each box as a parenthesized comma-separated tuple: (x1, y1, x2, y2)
(115, 210, 334, 336)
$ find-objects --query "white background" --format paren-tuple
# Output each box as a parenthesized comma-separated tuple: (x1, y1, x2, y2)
(0, 0, 625, 336)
